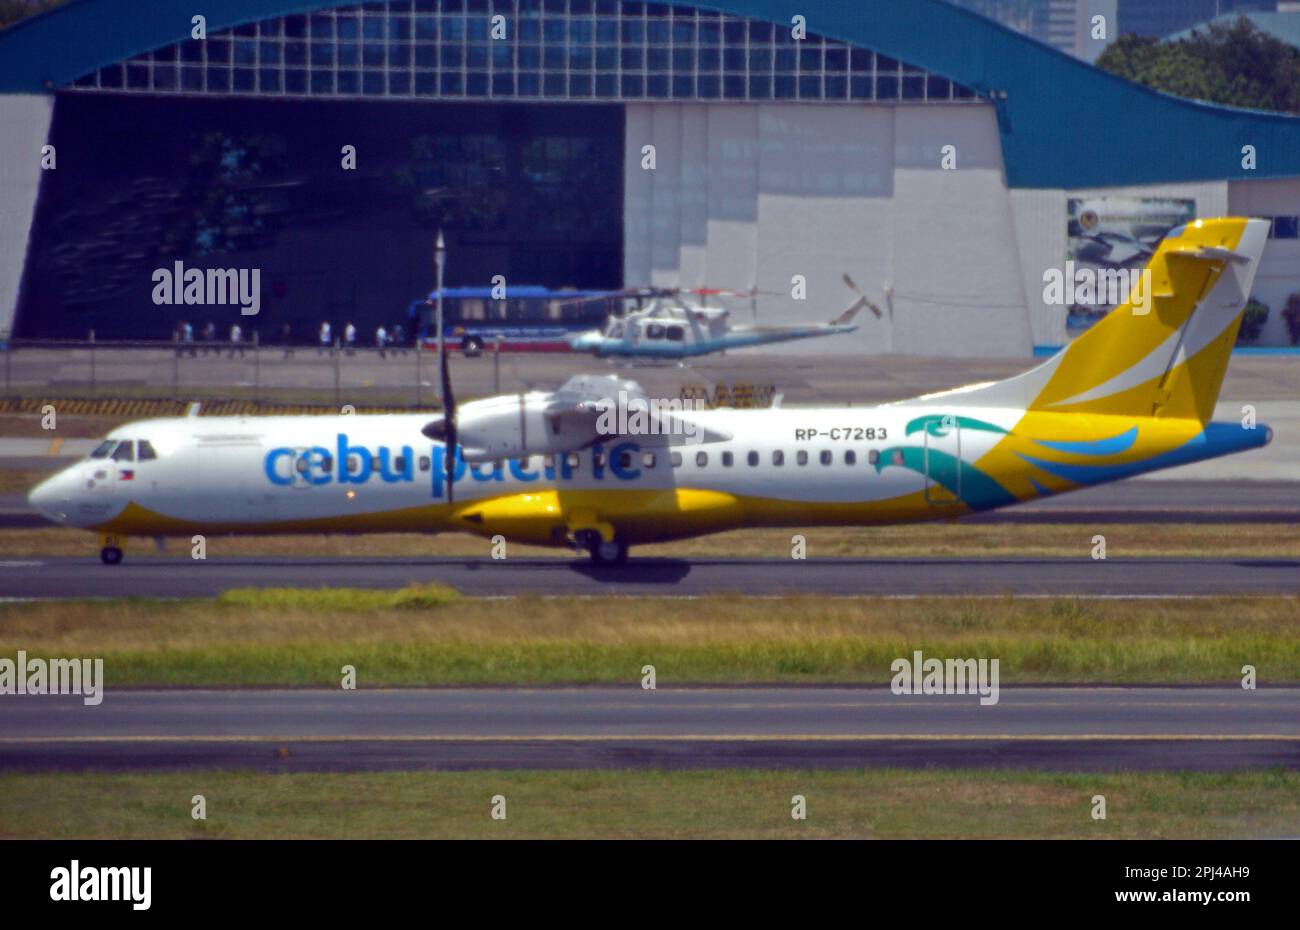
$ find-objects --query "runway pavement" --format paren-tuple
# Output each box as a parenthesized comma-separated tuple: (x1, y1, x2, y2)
(1, 687, 1296, 773)
(1, 554, 1296, 598)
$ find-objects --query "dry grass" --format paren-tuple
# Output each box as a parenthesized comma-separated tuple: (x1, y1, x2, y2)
(3, 768, 1298, 839)
(1, 592, 1296, 685)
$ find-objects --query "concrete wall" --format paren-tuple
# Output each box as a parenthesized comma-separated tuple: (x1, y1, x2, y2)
(1230, 178, 1300, 346)
(1010, 179, 1229, 348)
(622, 102, 1300, 355)
(0, 94, 54, 341)
(624, 100, 1033, 357)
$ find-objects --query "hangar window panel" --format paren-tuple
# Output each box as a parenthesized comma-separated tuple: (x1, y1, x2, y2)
(63, 0, 976, 105)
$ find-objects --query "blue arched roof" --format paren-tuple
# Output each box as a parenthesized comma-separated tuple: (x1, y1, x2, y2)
(3, 0, 1300, 189)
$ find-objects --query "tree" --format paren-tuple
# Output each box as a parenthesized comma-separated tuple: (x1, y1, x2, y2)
(1097, 16, 1300, 115)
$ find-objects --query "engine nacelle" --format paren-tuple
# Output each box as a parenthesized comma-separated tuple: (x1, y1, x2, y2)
(424, 392, 601, 464)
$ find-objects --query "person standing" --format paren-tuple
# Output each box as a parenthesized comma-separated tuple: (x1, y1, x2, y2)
(229, 322, 245, 358)
(318, 320, 332, 356)
(343, 321, 357, 356)
(375, 324, 388, 359)
(281, 321, 294, 359)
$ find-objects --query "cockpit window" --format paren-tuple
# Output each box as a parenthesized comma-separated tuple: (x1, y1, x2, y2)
(137, 440, 158, 461)
(90, 440, 116, 459)
(111, 441, 135, 462)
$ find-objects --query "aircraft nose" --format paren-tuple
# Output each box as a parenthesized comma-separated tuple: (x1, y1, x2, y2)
(27, 472, 72, 523)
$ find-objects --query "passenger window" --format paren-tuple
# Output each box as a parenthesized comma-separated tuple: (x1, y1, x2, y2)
(296, 456, 310, 474)
(820, 450, 832, 466)
(618, 451, 634, 469)
(593, 452, 606, 468)
(796, 450, 808, 466)
(641, 451, 656, 468)
(666, 325, 685, 342)
(845, 450, 856, 465)
(868, 450, 880, 466)
(112, 441, 135, 462)
(137, 440, 158, 461)
(721, 451, 733, 467)
(419, 456, 431, 472)
(90, 440, 115, 459)
(371, 456, 382, 471)
(671, 451, 682, 467)
(394, 455, 406, 472)
(747, 451, 759, 466)
(566, 452, 581, 469)
(320, 454, 333, 474)
(646, 323, 665, 340)
(696, 451, 708, 467)
(772, 450, 784, 466)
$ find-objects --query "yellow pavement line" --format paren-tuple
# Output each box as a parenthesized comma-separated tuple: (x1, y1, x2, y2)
(1, 733, 1298, 744)
(45, 438, 63, 456)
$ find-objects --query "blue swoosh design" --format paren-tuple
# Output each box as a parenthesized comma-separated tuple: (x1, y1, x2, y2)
(1018, 423, 1270, 486)
(1033, 426, 1138, 457)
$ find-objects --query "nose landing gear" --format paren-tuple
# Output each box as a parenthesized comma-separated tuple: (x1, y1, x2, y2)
(99, 533, 124, 565)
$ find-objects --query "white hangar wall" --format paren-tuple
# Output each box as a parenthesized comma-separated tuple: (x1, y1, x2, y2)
(1011, 179, 1230, 350)
(1230, 178, 1300, 346)
(625, 101, 1299, 355)
(624, 100, 1033, 358)
(0, 94, 54, 342)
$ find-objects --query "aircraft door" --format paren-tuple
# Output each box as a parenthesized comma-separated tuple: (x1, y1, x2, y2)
(923, 414, 961, 505)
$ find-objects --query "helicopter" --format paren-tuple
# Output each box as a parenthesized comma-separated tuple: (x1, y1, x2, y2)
(565, 278, 880, 360)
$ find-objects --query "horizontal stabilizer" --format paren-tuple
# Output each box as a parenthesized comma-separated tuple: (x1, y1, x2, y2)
(1164, 244, 1250, 265)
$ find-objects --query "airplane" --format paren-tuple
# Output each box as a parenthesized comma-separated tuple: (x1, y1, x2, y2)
(28, 218, 1272, 567)
(564, 281, 876, 359)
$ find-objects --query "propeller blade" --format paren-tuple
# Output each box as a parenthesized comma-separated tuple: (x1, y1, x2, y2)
(433, 228, 455, 503)
(842, 274, 883, 318)
(441, 341, 456, 503)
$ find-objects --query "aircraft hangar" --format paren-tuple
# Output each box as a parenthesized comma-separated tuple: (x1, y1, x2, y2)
(3, 0, 1300, 354)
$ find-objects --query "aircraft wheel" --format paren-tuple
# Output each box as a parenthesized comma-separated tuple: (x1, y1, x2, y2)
(589, 537, 628, 566)
(100, 546, 124, 565)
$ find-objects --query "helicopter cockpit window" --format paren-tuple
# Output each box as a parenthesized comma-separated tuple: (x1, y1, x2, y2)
(610, 322, 625, 338)
(90, 440, 116, 459)
(112, 441, 135, 462)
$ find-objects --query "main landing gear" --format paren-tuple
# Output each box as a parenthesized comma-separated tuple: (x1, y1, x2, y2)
(573, 530, 628, 566)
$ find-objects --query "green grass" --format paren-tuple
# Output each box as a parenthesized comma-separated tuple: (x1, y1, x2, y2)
(3, 768, 1298, 839)
(1, 591, 1297, 686)
(216, 584, 458, 612)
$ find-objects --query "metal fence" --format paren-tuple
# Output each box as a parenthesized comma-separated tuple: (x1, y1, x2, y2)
(0, 334, 512, 407)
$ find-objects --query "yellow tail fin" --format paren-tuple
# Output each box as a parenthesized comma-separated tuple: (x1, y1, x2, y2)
(1027, 217, 1269, 423)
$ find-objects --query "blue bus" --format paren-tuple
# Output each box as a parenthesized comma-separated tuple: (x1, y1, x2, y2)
(408, 286, 621, 356)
